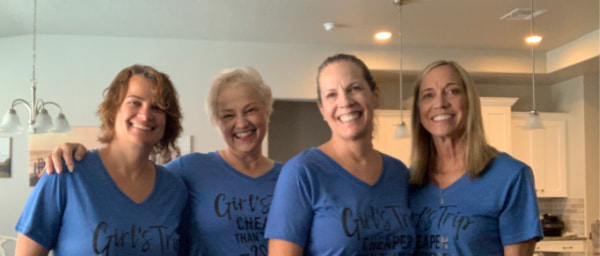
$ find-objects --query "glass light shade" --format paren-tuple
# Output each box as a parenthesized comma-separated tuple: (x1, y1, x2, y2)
(0, 109, 24, 133)
(394, 122, 410, 138)
(523, 110, 544, 130)
(50, 113, 71, 133)
(32, 108, 53, 133)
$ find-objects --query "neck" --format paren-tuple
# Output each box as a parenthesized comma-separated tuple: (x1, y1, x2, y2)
(220, 147, 273, 177)
(100, 142, 153, 178)
(431, 136, 466, 175)
(322, 136, 376, 162)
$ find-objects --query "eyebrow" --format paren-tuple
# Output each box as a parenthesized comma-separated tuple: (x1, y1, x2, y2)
(125, 95, 144, 100)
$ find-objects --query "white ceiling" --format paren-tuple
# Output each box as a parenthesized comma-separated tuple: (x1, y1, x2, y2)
(1, 0, 598, 52)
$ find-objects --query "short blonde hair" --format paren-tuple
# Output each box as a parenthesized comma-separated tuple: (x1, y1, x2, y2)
(410, 60, 497, 185)
(205, 67, 273, 125)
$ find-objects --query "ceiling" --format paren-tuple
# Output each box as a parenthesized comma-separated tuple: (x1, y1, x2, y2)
(1, 0, 598, 53)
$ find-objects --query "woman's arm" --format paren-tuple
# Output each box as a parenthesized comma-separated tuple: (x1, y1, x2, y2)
(268, 239, 303, 256)
(44, 143, 88, 174)
(503, 239, 536, 256)
(15, 234, 49, 256)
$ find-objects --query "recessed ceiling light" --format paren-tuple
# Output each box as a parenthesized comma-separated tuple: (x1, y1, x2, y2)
(375, 31, 392, 40)
(526, 35, 542, 44)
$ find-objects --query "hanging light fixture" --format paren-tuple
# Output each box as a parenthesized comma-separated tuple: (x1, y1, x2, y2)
(0, 0, 71, 134)
(393, 0, 409, 138)
(523, 0, 544, 130)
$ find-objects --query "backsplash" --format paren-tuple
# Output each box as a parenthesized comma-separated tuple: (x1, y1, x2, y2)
(538, 197, 585, 237)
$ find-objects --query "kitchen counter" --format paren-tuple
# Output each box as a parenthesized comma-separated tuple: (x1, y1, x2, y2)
(536, 237, 587, 253)
(542, 236, 586, 241)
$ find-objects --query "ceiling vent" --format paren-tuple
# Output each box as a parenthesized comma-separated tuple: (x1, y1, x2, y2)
(500, 8, 547, 20)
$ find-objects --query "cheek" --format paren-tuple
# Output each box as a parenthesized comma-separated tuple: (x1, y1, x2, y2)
(418, 103, 429, 120)
(217, 121, 230, 136)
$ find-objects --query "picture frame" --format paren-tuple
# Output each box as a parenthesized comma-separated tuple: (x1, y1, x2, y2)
(0, 137, 12, 178)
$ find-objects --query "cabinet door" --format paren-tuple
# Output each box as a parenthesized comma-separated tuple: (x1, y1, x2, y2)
(480, 98, 518, 154)
(511, 112, 568, 197)
(373, 110, 412, 166)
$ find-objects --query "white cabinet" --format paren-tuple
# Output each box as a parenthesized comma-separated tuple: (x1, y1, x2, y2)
(373, 110, 413, 166)
(372, 97, 517, 166)
(480, 97, 518, 154)
(535, 240, 585, 253)
(511, 112, 568, 197)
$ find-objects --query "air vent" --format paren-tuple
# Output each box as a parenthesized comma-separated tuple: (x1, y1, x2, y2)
(500, 8, 547, 20)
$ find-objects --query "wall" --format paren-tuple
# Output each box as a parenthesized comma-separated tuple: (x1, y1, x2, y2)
(268, 100, 330, 163)
(583, 73, 599, 255)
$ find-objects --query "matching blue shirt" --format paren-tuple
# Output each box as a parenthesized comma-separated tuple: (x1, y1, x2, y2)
(166, 152, 282, 256)
(16, 148, 541, 256)
(265, 148, 416, 255)
(16, 150, 188, 256)
(409, 152, 543, 256)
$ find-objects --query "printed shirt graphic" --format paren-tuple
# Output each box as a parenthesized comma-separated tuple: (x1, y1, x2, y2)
(15, 150, 188, 256)
(166, 152, 282, 256)
(409, 153, 544, 256)
(265, 148, 416, 255)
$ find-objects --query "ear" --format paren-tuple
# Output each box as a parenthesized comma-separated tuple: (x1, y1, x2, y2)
(373, 86, 381, 108)
(317, 101, 326, 121)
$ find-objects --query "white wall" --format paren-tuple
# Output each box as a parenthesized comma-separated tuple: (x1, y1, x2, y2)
(0, 34, 595, 238)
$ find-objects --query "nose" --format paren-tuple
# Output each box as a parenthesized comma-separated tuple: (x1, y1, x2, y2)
(434, 93, 450, 109)
(137, 104, 152, 120)
(338, 91, 355, 108)
(234, 115, 249, 128)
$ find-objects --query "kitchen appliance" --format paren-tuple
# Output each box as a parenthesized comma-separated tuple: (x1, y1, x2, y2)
(541, 213, 564, 237)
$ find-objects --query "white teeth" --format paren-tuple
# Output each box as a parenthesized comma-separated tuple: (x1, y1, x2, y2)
(235, 131, 253, 138)
(340, 113, 359, 122)
(433, 115, 452, 121)
(132, 124, 151, 130)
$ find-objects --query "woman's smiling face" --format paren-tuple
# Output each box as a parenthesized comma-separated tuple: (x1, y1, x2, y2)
(317, 60, 379, 141)
(216, 83, 270, 156)
(418, 64, 468, 140)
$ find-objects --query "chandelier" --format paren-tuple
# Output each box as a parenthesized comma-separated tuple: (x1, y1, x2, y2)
(0, 0, 71, 134)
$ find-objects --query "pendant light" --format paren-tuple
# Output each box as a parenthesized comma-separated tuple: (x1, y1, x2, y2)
(0, 0, 71, 134)
(523, 0, 544, 130)
(393, 0, 409, 138)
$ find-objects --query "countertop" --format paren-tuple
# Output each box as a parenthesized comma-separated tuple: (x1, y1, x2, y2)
(542, 236, 587, 241)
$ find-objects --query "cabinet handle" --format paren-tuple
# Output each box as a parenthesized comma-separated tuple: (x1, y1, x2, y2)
(562, 246, 573, 250)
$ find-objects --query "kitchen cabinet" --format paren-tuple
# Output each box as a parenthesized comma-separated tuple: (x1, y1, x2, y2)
(511, 112, 568, 197)
(535, 239, 585, 253)
(373, 109, 413, 165)
(372, 97, 517, 166)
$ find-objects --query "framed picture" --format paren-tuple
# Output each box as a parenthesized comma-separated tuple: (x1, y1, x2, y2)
(29, 126, 103, 187)
(0, 137, 12, 178)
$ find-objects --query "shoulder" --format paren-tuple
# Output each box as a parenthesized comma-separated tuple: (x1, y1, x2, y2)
(279, 148, 325, 177)
(284, 147, 318, 164)
(381, 153, 409, 171)
(165, 152, 216, 173)
(175, 152, 214, 163)
(156, 165, 187, 188)
(484, 152, 533, 180)
(271, 161, 284, 173)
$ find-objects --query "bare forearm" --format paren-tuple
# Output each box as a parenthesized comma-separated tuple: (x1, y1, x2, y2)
(503, 239, 536, 256)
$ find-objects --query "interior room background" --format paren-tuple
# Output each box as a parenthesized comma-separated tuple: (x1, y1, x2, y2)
(0, 21, 597, 254)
